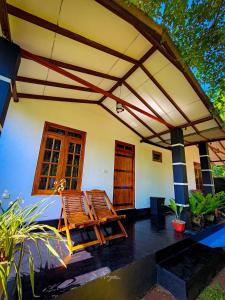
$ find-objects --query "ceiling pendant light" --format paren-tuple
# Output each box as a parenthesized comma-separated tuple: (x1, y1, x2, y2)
(116, 102, 124, 113)
(116, 84, 124, 113)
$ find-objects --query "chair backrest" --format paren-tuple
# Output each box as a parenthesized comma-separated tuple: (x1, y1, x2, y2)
(60, 191, 88, 220)
(86, 189, 115, 219)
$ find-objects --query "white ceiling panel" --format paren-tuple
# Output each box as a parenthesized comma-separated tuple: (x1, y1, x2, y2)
(154, 63, 200, 107)
(143, 50, 170, 76)
(18, 58, 48, 79)
(52, 34, 118, 75)
(8, 0, 62, 23)
(58, 0, 146, 58)
(16, 82, 45, 95)
(9, 16, 55, 57)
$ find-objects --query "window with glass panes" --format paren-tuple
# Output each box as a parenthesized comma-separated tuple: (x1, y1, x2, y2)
(32, 122, 86, 195)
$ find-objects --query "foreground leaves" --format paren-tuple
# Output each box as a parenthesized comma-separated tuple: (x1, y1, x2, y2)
(0, 198, 67, 300)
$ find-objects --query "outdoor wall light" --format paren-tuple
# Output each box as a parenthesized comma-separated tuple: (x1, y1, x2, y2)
(116, 102, 124, 113)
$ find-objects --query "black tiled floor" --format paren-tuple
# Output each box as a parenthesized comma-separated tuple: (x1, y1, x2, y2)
(20, 214, 187, 299)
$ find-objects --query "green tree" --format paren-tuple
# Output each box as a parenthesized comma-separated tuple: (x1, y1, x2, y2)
(126, 0, 225, 121)
(211, 164, 225, 177)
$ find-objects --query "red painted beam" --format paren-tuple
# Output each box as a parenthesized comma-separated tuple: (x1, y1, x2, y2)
(21, 48, 173, 128)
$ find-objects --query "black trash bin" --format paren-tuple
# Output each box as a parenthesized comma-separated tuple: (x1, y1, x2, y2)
(150, 197, 165, 215)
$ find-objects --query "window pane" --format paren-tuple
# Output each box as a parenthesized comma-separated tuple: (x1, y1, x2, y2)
(71, 178, 77, 190)
(67, 154, 73, 165)
(68, 143, 75, 153)
(38, 177, 47, 189)
(68, 132, 82, 139)
(73, 167, 78, 177)
(46, 138, 53, 149)
(75, 144, 81, 154)
(52, 152, 59, 163)
(48, 177, 56, 189)
(48, 126, 65, 135)
(44, 150, 51, 162)
(50, 164, 57, 176)
(74, 155, 80, 167)
(65, 166, 71, 177)
(54, 139, 61, 151)
(65, 178, 70, 190)
(41, 163, 49, 176)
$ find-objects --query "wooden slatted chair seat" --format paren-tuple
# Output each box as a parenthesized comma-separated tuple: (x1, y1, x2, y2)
(58, 191, 102, 253)
(86, 189, 128, 242)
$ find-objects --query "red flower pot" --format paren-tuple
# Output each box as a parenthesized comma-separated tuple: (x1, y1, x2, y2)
(172, 220, 186, 232)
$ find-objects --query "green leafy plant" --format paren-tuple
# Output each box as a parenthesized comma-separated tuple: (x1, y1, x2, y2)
(211, 165, 225, 178)
(0, 185, 67, 300)
(189, 192, 222, 216)
(168, 198, 183, 220)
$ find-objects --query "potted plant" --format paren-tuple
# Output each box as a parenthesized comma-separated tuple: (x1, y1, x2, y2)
(0, 180, 67, 300)
(189, 192, 223, 227)
(168, 199, 186, 232)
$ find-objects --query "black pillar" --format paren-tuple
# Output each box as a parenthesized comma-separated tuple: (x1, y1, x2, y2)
(0, 37, 21, 130)
(198, 142, 215, 195)
(170, 128, 189, 222)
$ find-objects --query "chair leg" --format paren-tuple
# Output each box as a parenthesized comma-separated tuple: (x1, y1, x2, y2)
(118, 220, 128, 238)
(94, 225, 104, 244)
(65, 226, 73, 254)
(58, 208, 63, 231)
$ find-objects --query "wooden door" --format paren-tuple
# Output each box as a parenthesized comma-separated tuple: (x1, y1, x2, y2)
(113, 141, 135, 209)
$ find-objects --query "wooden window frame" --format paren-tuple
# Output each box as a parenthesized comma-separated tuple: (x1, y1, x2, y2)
(152, 150, 162, 163)
(32, 122, 86, 195)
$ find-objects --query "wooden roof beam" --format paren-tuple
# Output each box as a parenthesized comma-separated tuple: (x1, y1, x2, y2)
(124, 106, 169, 144)
(7, 4, 138, 64)
(18, 93, 99, 104)
(209, 145, 225, 165)
(123, 81, 165, 122)
(22, 55, 120, 81)
(145, 116, 213, 140)
(140, 65, 209, 141)
(22, 48, 173, 128)
(16, 76, 99, 93)
(98, 46, 157, 103)
(100, 103, 170, 150)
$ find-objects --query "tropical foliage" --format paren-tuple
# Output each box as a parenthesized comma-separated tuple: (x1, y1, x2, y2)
(168, 198, 183, 220)
(211, 164, 225, 178)
(0, 194, 67, 300)
(125, 0, 225, 121)
(189, 191, 225, 216)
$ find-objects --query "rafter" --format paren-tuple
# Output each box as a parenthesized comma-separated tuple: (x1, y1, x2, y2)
(100, 103, 169, 150)
(0, 0, 19, 102)
(145, 116, 213, 140)
(123, 81, 164, 122)
(100, 103, 143, 138)
(22, 55, 120, 81)
(219, 141, 225, 152)
(21, 48, 173, 128)
(124, 106, 169, 144)
(140, 65, 210, 141)
(7, 4, 138, 64)
(18, 93, 99, 104)
(209, 144, 225, 156)
(98, 46, 157, 103)
(209, 144, 225, 165)
(16, 76, 99, 93)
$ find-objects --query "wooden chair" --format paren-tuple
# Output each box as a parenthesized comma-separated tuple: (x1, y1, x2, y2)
(58, 191, 102, 253)
(86, 189, 128, 242)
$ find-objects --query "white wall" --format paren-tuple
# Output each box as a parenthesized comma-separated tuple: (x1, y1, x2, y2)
(0, 99, 175, 220)
(185, 145, 200, 191)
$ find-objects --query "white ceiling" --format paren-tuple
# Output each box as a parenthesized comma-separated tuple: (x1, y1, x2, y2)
(3, 0, 224, 147)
